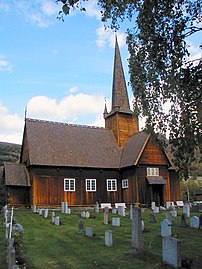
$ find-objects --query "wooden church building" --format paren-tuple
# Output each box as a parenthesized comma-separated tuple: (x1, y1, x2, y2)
(4, 37, 181, 207)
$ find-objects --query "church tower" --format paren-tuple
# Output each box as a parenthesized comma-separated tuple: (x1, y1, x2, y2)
(104, 36, 139, 148)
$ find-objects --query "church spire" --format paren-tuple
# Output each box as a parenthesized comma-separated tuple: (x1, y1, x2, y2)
(111, 35, 131, 113)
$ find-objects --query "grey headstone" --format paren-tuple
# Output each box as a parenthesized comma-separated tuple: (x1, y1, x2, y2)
(150, 213, 157, 223)
(131, 207, 143, 253)
(118, 206, 125, 217)
(33, 205, 37, 213)
(161, 219, 171, 237)
(130, 205, 133, 220)
(44, 209, 48, 218)
(64, 201, 68, 213)
(54, 216, 60, 226)
(153, 207, 159, 214)
(112, 208, 117, 214)
(166, 211, 173, 223)
(141, 220, 145, 231)
(94, 201, 99, 213)
(105, 230, 113, 247)
(190, 216, 199, 229)
(151, 201, 155, 210)
(5, 223, 10, 239)
(12, 224, 24, 234)
(61, 202, 65, 213)
(171, 210, 177, 217)
(86, 227, 93, 237)
(103, 207, 108, 225)
(52, 212, 55, 224)
(38, 209, 43, 216)
(183, 204, 190, 218)
(112, 217, 120, 227)
(78, 219, 84, 232)
(162, 237, 181, 268)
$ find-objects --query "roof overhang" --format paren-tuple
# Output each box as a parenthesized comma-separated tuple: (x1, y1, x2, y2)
(146, 176, 166, 185)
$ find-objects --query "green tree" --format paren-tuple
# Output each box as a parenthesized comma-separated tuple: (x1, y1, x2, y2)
(58, 0, 202, 180)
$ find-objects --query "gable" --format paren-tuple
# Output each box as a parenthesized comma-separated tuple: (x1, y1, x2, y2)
(4, 162, 30, 186)
(23, 119, 121, 169)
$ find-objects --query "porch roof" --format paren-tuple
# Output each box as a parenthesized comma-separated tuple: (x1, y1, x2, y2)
(146, 176, 166, 185)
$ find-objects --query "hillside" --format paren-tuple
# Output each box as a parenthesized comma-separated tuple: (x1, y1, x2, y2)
(0, 142, 21, 181)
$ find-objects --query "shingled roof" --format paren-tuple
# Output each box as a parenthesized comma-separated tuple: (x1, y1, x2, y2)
(24, 119, 122, 169)
(4, 162, 30, 186)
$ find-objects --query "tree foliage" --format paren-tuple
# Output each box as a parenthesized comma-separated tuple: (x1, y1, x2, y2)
(58, 0, 202, 180)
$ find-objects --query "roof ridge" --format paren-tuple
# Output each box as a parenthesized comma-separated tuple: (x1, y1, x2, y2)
(26, 118, 105, 130)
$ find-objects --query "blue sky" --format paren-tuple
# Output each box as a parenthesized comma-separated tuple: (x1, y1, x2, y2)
(0, 0, 201, 144)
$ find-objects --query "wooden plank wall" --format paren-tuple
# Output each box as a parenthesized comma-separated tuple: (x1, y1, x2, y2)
(8, 186, 30, 205)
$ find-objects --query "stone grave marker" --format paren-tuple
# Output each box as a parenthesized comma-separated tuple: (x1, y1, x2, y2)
(112, 208, 117, 214)
(86, 227, 93, 237)
(64, 201, 68, 214)
(181, 213, 187, 227)
(199, 204, 202, 213)
(190, 216, 199, 229)
(112, 217, 120, 227)
(131, 207, 143, 253)
(54, 216, 60, 226)
(199, 214, 202, 229)
(52, 212, 55, 224)
(33, 205, 37, 213)
(118, 206, 125, 217)
(94, 201, 99, 213)
(162, 237, 181, 268)
(130, 205, 133, 220)
(78, 219, 84, 232)
(81, 211, 86, 218)
(161, 219, 171, 237)
(183, 203, 190, 218)
(151, 201, 155, 210)
(153, 206, 159, 214)
(38, 209, 43, 216)
(166, 201, 174, 210)
(44, 209, 48, 218)
(171, 210, 177, 217)
(150, 213, 157, 223)
(85, 211, 90, 219)
(105, 230, 113, 247)
(103, 207, 108, 225)
(141, 220, 145, 231)
(61, 202, 65, 213)
(166, 211, 173, 223)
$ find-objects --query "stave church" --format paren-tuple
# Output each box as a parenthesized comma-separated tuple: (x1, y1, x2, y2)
(4, 37, 181, 207)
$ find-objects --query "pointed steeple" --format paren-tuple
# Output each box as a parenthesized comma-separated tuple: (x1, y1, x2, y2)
(103, 99, 108, 119)
(111, 35, 131, 113)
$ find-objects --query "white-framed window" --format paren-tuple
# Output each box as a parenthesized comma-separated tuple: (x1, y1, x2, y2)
(86, 179, 96, 192)
(107, 179, 117, 191)
(64, 178, 75, 191)
(147, 167, 159, 176)
(122, 179, 128, 189)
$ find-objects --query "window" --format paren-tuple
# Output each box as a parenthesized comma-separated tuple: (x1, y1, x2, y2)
(107, 179, 117, 191)
(147, 167, 159, 176)
(122, 179, 128, 189)
(86, 179, 96, 192)
(64, 178, 75, 191)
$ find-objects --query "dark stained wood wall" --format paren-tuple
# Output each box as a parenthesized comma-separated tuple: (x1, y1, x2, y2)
(105, 112, 139, 148)
(29, 166, 122, 206)
(7, 186, 30, 205)
(169, 170, 181, 201)
(121, 167, 137, 204)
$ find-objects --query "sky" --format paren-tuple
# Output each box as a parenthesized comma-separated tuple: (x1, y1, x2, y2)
(0, 0, 201, 145)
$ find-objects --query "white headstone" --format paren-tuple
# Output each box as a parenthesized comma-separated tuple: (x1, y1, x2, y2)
(183, 204, 190, 218)
(112, 208, 117, 214)
(105, 230, 113, 247)
(85, 211, 90, 219)
(112, 217, 120, 227)
(52, 212, 55, 224)
(33, 205, 37, 213)
(39, 209, 43, 216)
(141, 220, 145, 231)
(81, 211, 86, 218)
(94, 201, 99, 213)
(118, 206, 125, 217)
(161, 219, 171, 237)
(190, 216, 199, 229)
(44, 209, 48, 218)
(130, 205, 133, 220)
(166, 201, 174, 210)
(153, 206, 159, 214)
(151, 202, 155, 210)
(54, 216, 60, 226)
(162, 237, 181, 268)
(86, 227, 93, 237)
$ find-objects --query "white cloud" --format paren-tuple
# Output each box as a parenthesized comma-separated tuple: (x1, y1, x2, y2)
(83, 0, 101, 20)
(0, 2, 9, 12)
(187, 42, 202, 64)
(0, 56, 12, 72)
(0, 103, 24, 144)
(96, 25, 126, 48)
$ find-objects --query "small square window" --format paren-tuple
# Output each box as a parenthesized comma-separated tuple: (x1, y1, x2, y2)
(64, 178, 75, 191)
(86, 179, 96, 192)
(107, 179, 117, 191)
(147, 168, 159, 176)
(122, 179, 128, 189)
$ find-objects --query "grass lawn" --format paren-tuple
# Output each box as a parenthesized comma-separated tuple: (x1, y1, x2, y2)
(2, 207, 202, 269)
(0, 212, 7, 269)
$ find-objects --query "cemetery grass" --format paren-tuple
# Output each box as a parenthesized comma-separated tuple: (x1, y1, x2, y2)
(11, 208, 202, 269)
(0, 212, 6, 269)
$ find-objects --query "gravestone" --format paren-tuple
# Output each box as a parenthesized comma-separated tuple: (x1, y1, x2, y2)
(12, 224, 24, 234)
(183, 204, 190, 218)
(181, 213, 187, 227)
(94, 201, 99, 213)
(7, 238, 16, 269)
(118, 206, 125, 217)
(112, 208, 117, 214)
(171, 210, 177, 217)
(44, 209, 48, 218)
(153, 206, 159, 214)
(112, 217, 120, 227)
(81, 211, 86, 218)
(38, 209, 43, 216)
(141, 220, 145, 231)
(86, 227, 93, 237)
(64, 201, 68, 214)
(52, 212, 55, 224)
(103, 207, 108, 225)
(85, 211, 90, 219)
(199, 214, 202, 229)
(166, 212, 173, 223)
(5, 223, 10, 239)
(61, 202, 65, 213)
(150, 213, 157, 223)
(130, 205, 133, 220)
(33, 205, 37, 213)
(54, 216, 60, 226)
(151, 201, 155, 210)
(166, 201, 174, 210)
(105, 230, 113, 247)
(199, 204, 202, 213)
(161, 219, 171, 237)
(131, 207, 143, 253)
(190, 216, 199, 229)
(162, 237, 181, 268)
(78, 219, 84, 232)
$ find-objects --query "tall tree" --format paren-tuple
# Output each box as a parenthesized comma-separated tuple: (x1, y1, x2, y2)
(58, 0, 202, 179)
